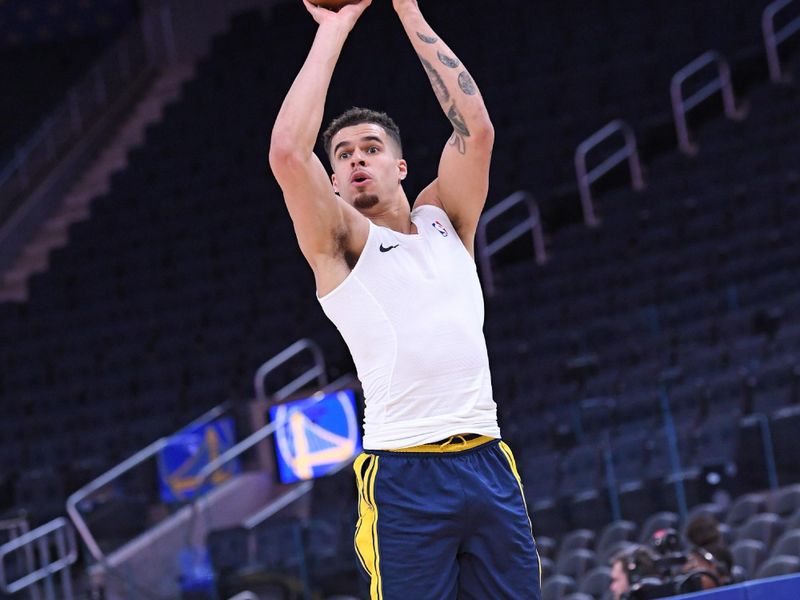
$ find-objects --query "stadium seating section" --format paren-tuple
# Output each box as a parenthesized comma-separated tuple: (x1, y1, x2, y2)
(1, 0, 800, 597)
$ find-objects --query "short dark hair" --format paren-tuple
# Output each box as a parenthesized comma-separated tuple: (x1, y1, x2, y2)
(322, 107, 402, 159)
(610, 545, 659, 584)
(685, 514, 721, 549)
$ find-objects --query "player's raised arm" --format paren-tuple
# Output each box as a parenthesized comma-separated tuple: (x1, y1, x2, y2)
(269, 0, 371, 268)
(393, 0, 494, 253)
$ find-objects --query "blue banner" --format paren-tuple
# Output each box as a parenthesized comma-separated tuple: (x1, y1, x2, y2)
(157, 417, 240, 504)
(269, 389, 362, 484)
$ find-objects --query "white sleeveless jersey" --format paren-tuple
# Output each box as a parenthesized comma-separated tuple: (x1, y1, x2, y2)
(318, 204, 500, 449)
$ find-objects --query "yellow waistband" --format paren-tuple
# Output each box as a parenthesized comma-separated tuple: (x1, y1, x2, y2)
(386, 434, 496, 453)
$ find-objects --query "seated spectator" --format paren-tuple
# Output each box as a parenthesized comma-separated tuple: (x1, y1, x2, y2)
(684, 514, 733, 587)
(609, 545, 660, 600)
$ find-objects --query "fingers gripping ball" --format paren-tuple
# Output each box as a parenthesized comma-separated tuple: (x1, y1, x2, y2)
(308, 0, 359, 9)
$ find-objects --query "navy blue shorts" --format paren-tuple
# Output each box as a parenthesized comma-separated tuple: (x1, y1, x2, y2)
(353, 435, 542, 600)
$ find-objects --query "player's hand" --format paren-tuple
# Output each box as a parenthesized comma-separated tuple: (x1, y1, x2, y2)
(302, 0, 372, 31)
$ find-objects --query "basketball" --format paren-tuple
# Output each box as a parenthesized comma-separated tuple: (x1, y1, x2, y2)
(309, 0, 359, 10)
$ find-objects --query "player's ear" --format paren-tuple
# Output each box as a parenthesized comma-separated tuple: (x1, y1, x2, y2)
(397, 159, 408, 182)
(331, 173, 339, 193)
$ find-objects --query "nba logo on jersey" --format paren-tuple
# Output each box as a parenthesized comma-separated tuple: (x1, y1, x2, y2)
(432, 220, 449, 237)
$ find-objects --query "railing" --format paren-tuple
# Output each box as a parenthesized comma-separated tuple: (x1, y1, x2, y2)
(0, 21, 149, 223)
(575, 119, 644, 228)
(67, 437, 171, 563)
(671, 51, 744, 156)
(198, 375, 357, 532)
(0, 518, 77, 600)
(253, 338, 328, 404)
(66, 399, 232, 563)
(763, 0, 800, 82)
(228, 593, 259, 600)
(476, 191, 546, 297)
(0, 514, 40, 600)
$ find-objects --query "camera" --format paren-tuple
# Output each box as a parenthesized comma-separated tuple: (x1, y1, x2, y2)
(622, 529, 723, 600)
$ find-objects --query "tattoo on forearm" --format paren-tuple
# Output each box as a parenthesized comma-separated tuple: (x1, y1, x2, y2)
(458, 71, 477, 95)
(416, 32, 438, 44)
(437, 51, 460, 69)
(447, 103, 470, 137)
(420, 57, 450, 104)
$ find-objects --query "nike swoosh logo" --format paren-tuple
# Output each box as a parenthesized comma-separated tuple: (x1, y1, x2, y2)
(379, 244, 399, 253)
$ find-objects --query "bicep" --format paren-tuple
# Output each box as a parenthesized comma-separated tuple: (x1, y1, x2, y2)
(436, 127, 494, 242)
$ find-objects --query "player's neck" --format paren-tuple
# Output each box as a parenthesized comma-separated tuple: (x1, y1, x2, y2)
(365, 192, 416, 234)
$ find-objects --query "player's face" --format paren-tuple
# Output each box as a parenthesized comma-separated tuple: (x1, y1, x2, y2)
(330, 123, 407, 211)
(609, 561, 630, 600)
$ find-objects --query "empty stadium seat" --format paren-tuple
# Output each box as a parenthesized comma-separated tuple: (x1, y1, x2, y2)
(771, 530, 800, 559)
(555, 549, 598, 581)
(754, 555, 800, 580)
(730, 539, 768, 580)
(541, 574, 577, 600)
(772, 484, 800, 518)
(596, 521, 637, 559)
(726, 494, 766, 528)
(578, 565, 612, 598)
(735, 513, 785, 550)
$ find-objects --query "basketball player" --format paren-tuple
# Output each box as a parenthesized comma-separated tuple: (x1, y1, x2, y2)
(269, 0, 541, 598)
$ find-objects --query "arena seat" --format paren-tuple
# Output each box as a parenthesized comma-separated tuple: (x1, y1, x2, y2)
(555, 548, 598, 581)
(754, 555, 800, 580)
(596, 521, 637, 559)
(730, 539, 768, 580)
(771, 530, 800, 560)
(541, 574, 577, 600)
(578, 565, 612, 599)
(726, 494, 767, 528)
(735, 513, 786, 550)
(556, 530, 596, 562)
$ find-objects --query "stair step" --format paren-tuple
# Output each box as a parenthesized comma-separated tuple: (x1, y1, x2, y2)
(0, 63, 196, 299)
(42, 211, 87, 233)
(0, 285, 27, 303)
(4, 261, 45, 285)
(23, 230, 67, 253)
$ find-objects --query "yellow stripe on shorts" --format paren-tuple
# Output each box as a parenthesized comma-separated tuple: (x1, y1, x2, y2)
(499, 441, 543, 586)
(353, 453, 382, 599)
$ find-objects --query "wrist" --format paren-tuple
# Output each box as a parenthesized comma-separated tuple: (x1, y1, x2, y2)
(314, 19, 353, 46)
(394, 3, 421, 20)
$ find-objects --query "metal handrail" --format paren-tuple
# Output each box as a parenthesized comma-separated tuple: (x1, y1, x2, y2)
(65, 401, 233, 562)
(0, 515, 40, 600)
(253, 339, 328, 404)
(196, 378, 357, 493)
(242, 481, 314, 531)
(671, 50, 744, 156)
(763, 0, 800, 82)
(196, 421, 281, 488)
(183, 401, 232, 431)
(575, 119, 644, 228)
(0, 517, 77, 597)
(228, 593, 259, 600)
(66, 437, 170, 562)
(476, 191, 546, 297)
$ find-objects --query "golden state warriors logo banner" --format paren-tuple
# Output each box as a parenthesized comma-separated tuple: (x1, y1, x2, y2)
(269, 389, 362, 484)
(157, 418, 241, 504)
